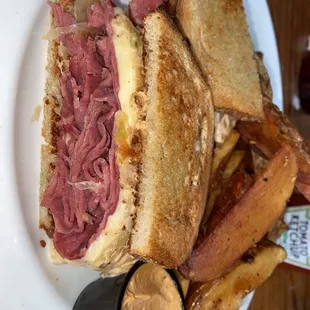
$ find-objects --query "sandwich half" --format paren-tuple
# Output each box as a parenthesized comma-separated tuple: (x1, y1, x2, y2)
(176, 0, 264, 120)
(40, 0, 214, 273)
(40, 0, 145, 274)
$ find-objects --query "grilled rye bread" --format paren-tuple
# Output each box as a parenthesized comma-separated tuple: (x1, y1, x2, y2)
(176, 0, 264, 120)
(129, 10, 215, 268)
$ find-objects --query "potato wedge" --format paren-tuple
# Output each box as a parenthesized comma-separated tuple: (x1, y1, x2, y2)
(201, 150, 247, 230)
(202, 131, 242, 229)
(237, 101, 310, 201)
(211, 130, 240, 181)
(206, 170, 253, 234)
(201, 186, 222, 231)
(186, 241, 286, 310)
(201, 170, 251, 233)
(222, 150, 246, 179)
(179, 144, 297, 282)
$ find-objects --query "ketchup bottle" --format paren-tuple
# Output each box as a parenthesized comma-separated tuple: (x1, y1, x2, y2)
(299, 35, 310, 114)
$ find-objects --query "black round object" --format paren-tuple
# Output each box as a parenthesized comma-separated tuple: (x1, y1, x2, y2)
(73, 273, 126, 310)
(73, 261, 185, 310)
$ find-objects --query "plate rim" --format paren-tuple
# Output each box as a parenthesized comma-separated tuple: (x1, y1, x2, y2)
(0, 0, 283, 309)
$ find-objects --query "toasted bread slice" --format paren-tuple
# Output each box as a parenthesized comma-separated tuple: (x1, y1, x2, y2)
(129, 11, 215, 268)
(176, 0, 264, 120)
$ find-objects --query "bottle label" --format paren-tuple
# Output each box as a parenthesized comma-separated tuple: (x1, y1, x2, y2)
(278, 206, 310, 270)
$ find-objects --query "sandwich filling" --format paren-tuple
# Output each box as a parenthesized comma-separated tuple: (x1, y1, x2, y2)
(42, 0, 121, 260)
(41, 0, 165, 263)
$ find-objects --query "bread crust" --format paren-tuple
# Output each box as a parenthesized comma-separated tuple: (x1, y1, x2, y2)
(176, 0, 264, 121)
(129, 10, 215, 268)
(39, 3, 63, 234)
(255, 52, 273, 101)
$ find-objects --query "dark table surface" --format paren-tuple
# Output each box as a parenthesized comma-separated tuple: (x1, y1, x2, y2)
(249, 1, 310, 309)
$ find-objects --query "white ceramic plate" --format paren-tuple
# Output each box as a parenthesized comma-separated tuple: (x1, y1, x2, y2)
(0, 0, 282, 309)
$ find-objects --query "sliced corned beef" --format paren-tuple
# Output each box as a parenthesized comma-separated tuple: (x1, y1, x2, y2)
(42, 0, 120, 259)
